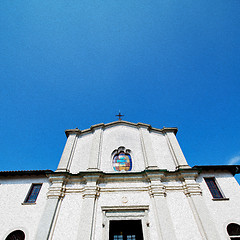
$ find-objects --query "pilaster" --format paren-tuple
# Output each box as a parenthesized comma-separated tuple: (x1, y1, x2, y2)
(147, 172, 177, 240)
(181, 172, 221, 240)
(164, 131, 190, 169)
(35, 175, 67, 240)
(139, 126, 158, 170)
(88, 125, 103, 170)
(77, 174, 100, 240)
(56, 130, 79, 172)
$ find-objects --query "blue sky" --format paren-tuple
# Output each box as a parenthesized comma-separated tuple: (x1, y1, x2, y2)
(1, 0, 240, 182)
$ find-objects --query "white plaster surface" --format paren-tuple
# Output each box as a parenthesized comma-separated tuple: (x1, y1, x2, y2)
(100, 125, 146, 172)
(67, 124, 183, 174)
(70, 133, 93, 173)
(0, 177, 49, 240)
(52, 193, 83, 240)
(150, 132, 177, 171)
(197, 172, 240, 240)
(167, 191, 202, 240)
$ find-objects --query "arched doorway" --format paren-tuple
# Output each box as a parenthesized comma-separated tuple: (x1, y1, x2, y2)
(5, 230, 25, 240)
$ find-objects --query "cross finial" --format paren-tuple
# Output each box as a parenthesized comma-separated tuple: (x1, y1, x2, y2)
(116, 111, 124, 120)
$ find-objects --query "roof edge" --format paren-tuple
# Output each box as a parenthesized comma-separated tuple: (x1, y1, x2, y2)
(0, 169, 53, 177)
(65, 120, 178, 137)
(193, 165, 240, 175)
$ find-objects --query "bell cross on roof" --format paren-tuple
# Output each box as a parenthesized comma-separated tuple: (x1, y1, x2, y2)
(115, 111, 124, 120)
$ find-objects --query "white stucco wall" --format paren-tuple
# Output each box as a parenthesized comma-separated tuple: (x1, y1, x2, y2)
(67, 123, 181, 174)
(70, 133, 93, 173)
(0, 176, 49, 240)
(150, 131, 176, 171)
(167, 190, 202, 240)
(53, 192, 83, 240)
(197, 172, 240, 240)
(100, 125, 146, 172)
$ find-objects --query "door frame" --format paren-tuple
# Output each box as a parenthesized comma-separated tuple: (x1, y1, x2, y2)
(101, 205, 150, 240)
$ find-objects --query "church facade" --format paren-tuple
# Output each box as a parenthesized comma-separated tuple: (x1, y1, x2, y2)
(1, 120, 240, 240)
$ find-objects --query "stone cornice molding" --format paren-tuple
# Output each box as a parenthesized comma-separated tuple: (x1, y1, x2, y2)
(50, 168, 201, 183)
(98, 174, 148, 184)
(180, 170, 199, 180)
(47, 175, 67, 199)
(146, 171, 165, 181)
(65, 128, 81, 137)
(100, 186, 149, 193)
(148, 184, 166, 197)
(65, 186, 84, 194)
(65, 121, 178, 137)
(146, 172, 166, 197)
(90, 123, 105, 132)
(81, 173, 102, 199)
(183, 182, 202, 196)
(101, 205, 149, 212)
(65, 185, 186, 194)
(82, 185, 100, 199)
(180, 171, 202, 196)
(47, 170, 204, 196)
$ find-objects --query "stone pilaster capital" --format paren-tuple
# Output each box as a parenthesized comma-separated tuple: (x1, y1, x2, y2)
(82, 186, 100, 199)
(65, 128, 81, 137)
(182, 181, 202, 197)
(146, 171, 165, 182)
(49, 175, 68, 183)
(83, 172, 102, 183)
(81, 172, 102, 199)
(47, 175, 67, 199)
(147, 172, 166, 197)
(179, 171, 202, 196)
(180, 171, 199, 180)
(149, 183, 166, 197)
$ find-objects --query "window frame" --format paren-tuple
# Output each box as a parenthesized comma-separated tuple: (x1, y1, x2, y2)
(23, 183, 42, 204)
(204, 177, 226, 200)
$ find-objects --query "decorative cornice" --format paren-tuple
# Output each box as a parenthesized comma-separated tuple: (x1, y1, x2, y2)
(179, 170, 199, 180)
(65, 121, 178, 138)
(82, 186, 100, 199)
(102, 205, 149, 211)
(45, 169, 208, 197)
(183, 182, 202, 197)
(99, 186, 149, 193)
(47, 168, 202, 183)
(148, 184, 166, 197)
(47, 175, 67, 199)
(65, 128, 81, 137)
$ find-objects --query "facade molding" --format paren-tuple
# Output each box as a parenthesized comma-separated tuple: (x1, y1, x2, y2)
(65, 120, 178, 137)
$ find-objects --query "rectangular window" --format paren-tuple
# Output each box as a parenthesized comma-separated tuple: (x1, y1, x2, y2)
(204, 177, 223, 199)
(24, 184, 42, 203)
(110, 220, 143, 240)
(127, 236, 136, 240)
(113, 236, 123, 240)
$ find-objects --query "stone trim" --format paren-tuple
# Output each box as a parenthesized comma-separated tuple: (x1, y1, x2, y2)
(65, 120, 178, 137)
(102, 205, 149, 211)
(101, 205, 150, 240)
(212, 197, 229, 201)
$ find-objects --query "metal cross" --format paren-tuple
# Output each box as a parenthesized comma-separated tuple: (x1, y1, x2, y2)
(116, 111, 124, 120)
